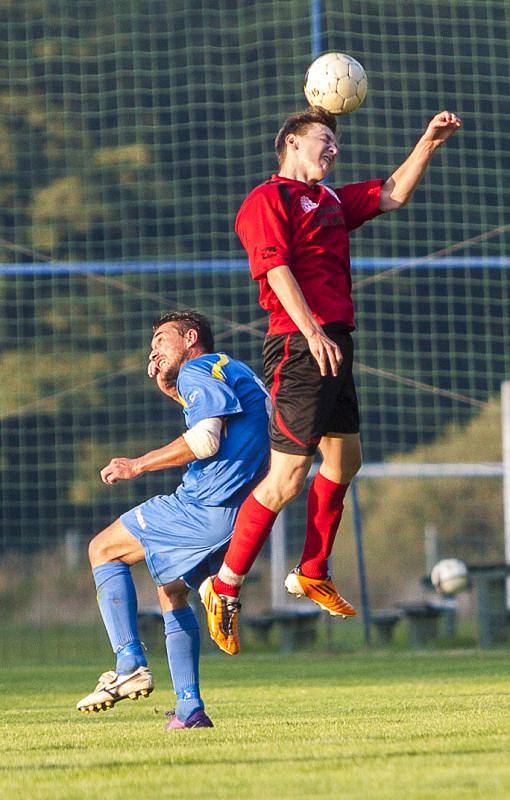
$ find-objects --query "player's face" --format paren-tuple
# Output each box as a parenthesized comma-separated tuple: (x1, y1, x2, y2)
(148, 323, 188, 389)
(292, 123, 339, 183)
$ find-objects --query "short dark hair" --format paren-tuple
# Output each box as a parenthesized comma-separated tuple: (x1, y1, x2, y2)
(152, 310, 214, 352)
(274, 106, 337, 164)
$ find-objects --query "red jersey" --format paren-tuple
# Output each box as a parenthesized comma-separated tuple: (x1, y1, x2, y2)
(235, 174, 384, 334)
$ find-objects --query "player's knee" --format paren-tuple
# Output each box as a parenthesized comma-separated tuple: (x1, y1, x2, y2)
(158, 580, 189, 610)
(265, 473, 306, 508)
(88, 535, 102, 566)
(166, 590, 189, 608)
(343, 453, 362, 483)
(88, 533, 114, 566)
(284, 473, 307, 502)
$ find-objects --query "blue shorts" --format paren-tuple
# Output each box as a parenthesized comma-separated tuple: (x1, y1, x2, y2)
(120, 493, 238, 590)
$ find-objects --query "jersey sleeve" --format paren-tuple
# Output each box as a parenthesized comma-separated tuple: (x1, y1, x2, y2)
(177, 360, 243, 428)
(235, 185, 292, 279)
(336, 179, 385, 232)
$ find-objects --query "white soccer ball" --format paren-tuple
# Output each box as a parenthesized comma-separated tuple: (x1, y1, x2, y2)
(430, 558, 469, 596)
(304, 52, 368, 115)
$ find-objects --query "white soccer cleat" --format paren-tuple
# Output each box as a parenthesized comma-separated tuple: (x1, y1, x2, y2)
(76, 666, 154, 713)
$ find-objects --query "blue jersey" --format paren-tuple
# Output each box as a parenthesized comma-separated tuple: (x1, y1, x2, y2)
(174, 353, 270, 506)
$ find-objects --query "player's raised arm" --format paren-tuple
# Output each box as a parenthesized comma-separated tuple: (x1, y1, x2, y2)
(379, 111, 462, 213)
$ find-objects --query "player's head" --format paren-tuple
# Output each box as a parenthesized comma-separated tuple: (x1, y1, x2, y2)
(152, 310, 214, 351)
(275, 107, 338, 183)
(149, 310, 214, 391)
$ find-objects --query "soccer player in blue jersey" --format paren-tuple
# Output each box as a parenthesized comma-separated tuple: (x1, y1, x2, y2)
(76, 310, 270, 729)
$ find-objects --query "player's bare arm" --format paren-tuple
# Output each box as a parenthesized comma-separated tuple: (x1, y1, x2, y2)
(100, 435, 196, 484)
(379, 111, 462, 212)
(267, 264, 342, 376)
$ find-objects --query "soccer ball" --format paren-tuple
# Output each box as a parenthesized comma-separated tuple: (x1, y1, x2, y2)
(430, 559, 469, 595)
(304, 52, 367, 115)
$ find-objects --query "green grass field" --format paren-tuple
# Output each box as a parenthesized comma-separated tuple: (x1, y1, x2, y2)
(1, 648, 509, 800)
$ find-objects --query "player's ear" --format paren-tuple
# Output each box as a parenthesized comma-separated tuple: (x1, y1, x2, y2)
(285, 133, 298, 150)
(185, 328, 199, 348)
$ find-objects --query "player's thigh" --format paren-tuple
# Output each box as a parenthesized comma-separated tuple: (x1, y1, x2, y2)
(263, 330, 325, 456)
(264, 324, 357, 458)
(121, 495, 237, 588)
(318, 433, 362, 484)
(89, 518, 146, 568)
(157, 579, 189, 613)
(266, 448, 313, 486)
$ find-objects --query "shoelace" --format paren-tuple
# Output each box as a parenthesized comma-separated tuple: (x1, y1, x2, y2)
(220, 597, 241, 636)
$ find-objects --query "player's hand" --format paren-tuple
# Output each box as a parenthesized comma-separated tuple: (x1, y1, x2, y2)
(306, 329, 343, 377)
(100, 457, 142, 484)
(423, 111, 462, 146)
(147, 358, 159, 379)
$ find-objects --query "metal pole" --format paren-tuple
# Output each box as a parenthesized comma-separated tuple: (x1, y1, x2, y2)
(270, 511, 288, 610)
(310, 0, 323, 58)
(501, 381, 510, 608)
(350, 479, 372, 646)
(424, 523, 440, 574)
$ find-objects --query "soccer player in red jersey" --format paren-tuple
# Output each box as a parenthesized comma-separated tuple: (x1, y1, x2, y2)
(200, 106, 462, 655)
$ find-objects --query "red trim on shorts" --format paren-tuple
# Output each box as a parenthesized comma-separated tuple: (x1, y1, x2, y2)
(274, 408, 308, 447)
(269, 333, 291, 406)
(270, 334, 308, 448)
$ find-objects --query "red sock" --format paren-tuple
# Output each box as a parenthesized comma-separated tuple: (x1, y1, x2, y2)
(213, 577, 240, 598)
(299, 472, 349, 579)
(213, 493, 277, 597)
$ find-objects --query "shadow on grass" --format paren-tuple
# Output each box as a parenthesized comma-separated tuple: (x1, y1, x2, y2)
(0, 746, 506, 773)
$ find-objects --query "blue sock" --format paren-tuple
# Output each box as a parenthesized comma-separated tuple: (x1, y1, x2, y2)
(163, 606, 204, 722)
(93, 562, 147, 675)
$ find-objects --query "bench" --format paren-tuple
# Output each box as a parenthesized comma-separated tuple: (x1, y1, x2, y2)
(370, 609, 402, 645)
(139, 603, 321, 653)
(468, 564, 510, 648)
(245, 606, 322, 652)
(399, 602, 443, 647)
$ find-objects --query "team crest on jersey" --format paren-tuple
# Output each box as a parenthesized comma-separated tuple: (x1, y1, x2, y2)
(300, 196, 319, 213)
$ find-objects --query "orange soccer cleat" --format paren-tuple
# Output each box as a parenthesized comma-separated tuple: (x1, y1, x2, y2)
(199, 577, 241, 655)
(284, 568, 357, 617)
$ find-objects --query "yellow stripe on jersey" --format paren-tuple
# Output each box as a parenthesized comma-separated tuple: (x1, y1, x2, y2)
(176, 391, 188, 408)
(211, 353, 229, 382)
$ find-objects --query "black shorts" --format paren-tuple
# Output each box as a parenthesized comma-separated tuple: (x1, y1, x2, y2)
(263, 321, 360, 456)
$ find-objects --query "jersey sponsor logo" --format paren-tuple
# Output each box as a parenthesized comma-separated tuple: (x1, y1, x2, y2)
(188, 389, 200, 405)
(300, 196, 319, 213)
(316, 205, 344, 227)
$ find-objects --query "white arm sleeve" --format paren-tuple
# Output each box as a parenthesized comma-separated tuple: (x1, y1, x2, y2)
(182, 417, 223, 459)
